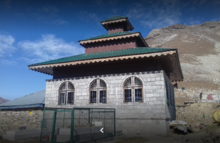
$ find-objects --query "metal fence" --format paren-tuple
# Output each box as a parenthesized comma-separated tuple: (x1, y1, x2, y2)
(40, 107, 115, 143)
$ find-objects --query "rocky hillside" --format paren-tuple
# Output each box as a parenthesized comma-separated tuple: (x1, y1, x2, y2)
(145, 21, 220, 95)
(0, 97, 9, 104)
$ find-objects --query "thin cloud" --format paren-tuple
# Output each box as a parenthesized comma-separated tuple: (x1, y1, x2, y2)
(52, 19, 69, 26)
(18, 34, 84, 63)
(35, 5, 69, 26)
(0, 33, 15, 57)
(39, 5, 59, 14)
(127, 2, 181, 29)
(0, 59, 17, 66)
(78, 11, 100, 22)
(187, 19, 203, 25)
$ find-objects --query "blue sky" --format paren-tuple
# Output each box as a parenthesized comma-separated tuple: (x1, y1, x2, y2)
(0, 0, 220, 100)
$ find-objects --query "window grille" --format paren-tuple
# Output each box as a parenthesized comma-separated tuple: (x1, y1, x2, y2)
(100, 79, 106, 88)
(60, 93, 65, 104)
(124, 77, 131, 87)
(124, 77, 143, 103)
(59, 82, 74, 105)
(90, 91, 97, 103)
(125, 89, 132, 102)
(135, 89, 142, 102)
(90, 80, 97, 89)
(100, 90, 106, 103)
(135, 77, 143, 86)
(68, 83, 74, 90)
(68, 92, 74, 104)
(90, 79, 107, 104)
(60, 84, 66, 91)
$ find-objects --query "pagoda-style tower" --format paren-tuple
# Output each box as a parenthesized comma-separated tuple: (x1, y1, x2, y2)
(79, 16, 148, 54)
(28, 16, 184, 138)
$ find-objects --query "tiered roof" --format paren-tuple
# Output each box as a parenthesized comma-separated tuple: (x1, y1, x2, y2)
(100, 15, 134, 31)
(29, 47, 175, 67)
(101, 16, 127, 22)
(79, 31, 148, 46)
(28, 16, 184, 81)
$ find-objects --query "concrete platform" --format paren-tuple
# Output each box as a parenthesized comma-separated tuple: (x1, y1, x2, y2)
(59, 126, 102, 135)
(2, 129, 50, 142)
(55, 127, 110, 142)
(56, 132, 105, 142)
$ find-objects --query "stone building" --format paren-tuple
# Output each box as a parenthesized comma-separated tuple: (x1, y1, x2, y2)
(28, 16, 183, 137)
(0, 90, 45, 133)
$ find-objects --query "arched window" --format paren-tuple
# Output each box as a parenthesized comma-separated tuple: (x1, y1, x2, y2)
(59, 82, 74, 105)
(123, 76, 143, 103)
(89, 79, 107, 103)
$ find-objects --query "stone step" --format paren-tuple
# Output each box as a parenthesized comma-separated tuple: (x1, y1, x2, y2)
(56, 132, 106, 142)
(56, 135, 70, 142)
(59, 126, 102, 135)
(2, 129, 50, 142)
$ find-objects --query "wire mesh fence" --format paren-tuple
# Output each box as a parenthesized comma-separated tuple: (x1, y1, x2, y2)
(40, 107, 115, 143)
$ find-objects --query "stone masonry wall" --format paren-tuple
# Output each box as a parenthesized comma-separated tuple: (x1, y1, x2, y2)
(45, 70, 173, 136)
(0, 109, 43, 134)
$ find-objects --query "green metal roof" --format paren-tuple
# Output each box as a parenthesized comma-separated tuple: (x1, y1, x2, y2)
(101, 15, 127, 22)
(79, 31, 136, 42)
(29, 47, 175, 67)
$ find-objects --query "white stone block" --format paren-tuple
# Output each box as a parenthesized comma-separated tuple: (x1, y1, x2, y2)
(154, 101, 162, 104)
(155, 77, 160, 81)
(156, 89, 165, 93)
(149, 97, 157, 101)
(148, 102, 154, 105)
(79, 96, 84, 100)
(145, 94, 154, 97)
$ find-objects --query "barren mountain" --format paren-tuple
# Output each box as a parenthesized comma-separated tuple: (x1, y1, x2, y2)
(145, 21, 220, 91)
(0, 97, 9, 104)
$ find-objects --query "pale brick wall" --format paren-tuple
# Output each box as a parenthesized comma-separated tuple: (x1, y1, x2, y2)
(44, 70, 172, 136)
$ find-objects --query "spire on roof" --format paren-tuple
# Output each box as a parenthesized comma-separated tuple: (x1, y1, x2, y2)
(101, 15, 127, 22)
(101, 15, 134, 33)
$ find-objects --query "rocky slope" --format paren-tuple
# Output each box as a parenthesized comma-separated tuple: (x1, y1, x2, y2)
(145, 21, 220, 95)
(0, 97, 9, 104)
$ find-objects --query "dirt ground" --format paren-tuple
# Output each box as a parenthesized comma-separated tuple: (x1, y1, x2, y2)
(1, 124, 220, 143)
(115, 125, 220, 143)
(0, 138, 40, 143)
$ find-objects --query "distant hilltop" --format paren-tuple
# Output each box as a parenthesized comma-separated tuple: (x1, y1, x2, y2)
(145, 21, 220, 90)
(0, 97, 9, 104)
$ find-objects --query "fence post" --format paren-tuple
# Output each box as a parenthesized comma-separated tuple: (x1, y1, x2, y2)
(71, 108, 74, 143)
(104, 109, 106, 137)
(114, 109, 116, 136)
(90, 109, 93, 140)
(63, 109, 65, 128)
(88, 109, 90, 124)
(51, 110, 57, 142)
